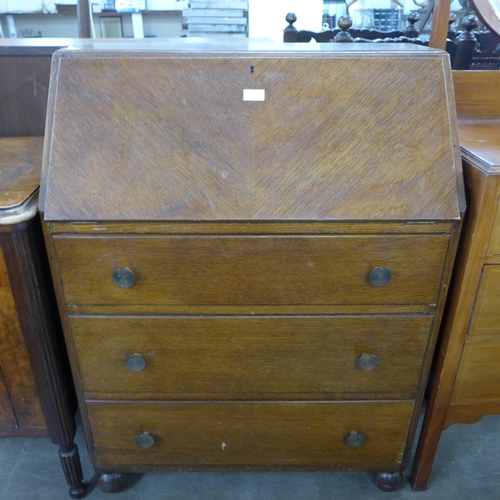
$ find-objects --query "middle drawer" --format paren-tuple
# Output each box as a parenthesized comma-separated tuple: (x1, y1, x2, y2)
(71, 315, 432, 400)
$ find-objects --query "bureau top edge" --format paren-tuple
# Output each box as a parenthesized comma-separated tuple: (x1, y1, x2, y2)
(54, 41, 449, 58)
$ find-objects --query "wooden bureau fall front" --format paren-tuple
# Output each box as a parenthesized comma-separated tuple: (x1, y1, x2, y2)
(40, 41, 464, 493)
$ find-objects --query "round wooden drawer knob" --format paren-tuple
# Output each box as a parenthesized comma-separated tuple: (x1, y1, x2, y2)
(136, 432, 155, 449)
(112, 268, 136, 288)
(345, 431, 366, 448)
(124, 354, 146, 372)
(368, 267, 392, 286)
(356, 353, 379, 371)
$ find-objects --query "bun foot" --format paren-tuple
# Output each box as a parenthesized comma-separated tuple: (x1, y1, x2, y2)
(69, 483, 88, 499)
(372, 471, 403, 491)
(97, 472, 128, 493)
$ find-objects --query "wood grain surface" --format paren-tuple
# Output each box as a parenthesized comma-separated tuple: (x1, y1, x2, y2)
(0, 137, 42, 210)
(87, 400, 414, 469)
(0, 56, 51, 137)
(48, 220, 454, 235)
(468, 265, 500, 334)
(41, 48, 460, 222)
(54, 234, 449, 306)
(488, 202, 500, 254)
(458, 118, 500, 174)
(453, 71, 500, 118)
(71, 315, 432, 400)
(0, 366, 17, 428)
(410, 121, 499, 490)
(0, 249, 46, 434)
(451, 341, 500, 404)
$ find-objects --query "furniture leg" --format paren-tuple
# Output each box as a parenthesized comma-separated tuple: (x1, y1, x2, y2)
(372, 471, 403, 491)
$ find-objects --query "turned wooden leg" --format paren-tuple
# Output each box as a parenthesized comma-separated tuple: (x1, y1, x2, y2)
(97, 472, 128, 493)
(372, 471, 403, 491)
(4, 222, 87, 499)
(59, 444, 87, 499)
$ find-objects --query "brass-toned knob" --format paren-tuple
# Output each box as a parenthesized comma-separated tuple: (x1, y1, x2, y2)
(124, 354, 146, 372)
(112, 268, 136, 288)
(345, 431, 366, 448)
(136, 432, 155, 448)
(368, 267, 392, 287)
(356, 354, 379, 371)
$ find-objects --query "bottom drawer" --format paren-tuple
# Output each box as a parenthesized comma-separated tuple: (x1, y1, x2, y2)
(88, 401, 413, 469)
(451, 341, 500, 405)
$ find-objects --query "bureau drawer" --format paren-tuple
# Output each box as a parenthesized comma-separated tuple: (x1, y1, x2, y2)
(469, 266, 500, 335)
(71, 315, 432, 400)
(451, 341, 500, 405)
(55, 235, 448, 306)
(87, 400, 413, 469)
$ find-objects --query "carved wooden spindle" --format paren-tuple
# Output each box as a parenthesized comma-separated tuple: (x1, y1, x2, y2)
(333, 16, 353, 42)
(284, 12, 299, 42)
(453, 15, 478, 70)
(448, 12, 458, 39)
(403, 12, 419, 38)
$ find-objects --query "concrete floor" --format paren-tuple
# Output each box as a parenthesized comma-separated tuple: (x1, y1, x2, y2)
(0, 413, 498, 500)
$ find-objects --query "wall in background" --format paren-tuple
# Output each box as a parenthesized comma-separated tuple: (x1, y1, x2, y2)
(0, 11, 183, 38)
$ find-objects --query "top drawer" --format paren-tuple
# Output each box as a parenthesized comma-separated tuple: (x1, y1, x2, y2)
(54, 234, 449, 306)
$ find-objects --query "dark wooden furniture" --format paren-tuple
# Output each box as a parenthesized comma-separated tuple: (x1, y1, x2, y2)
(283, 13, 493, 70)
(40, 41, 464, 493)
(410, 71, 500, 491)
(0, 137, 85, 499)
(0, 40, 86, 499)
(0, 39, 83, 137)
(283, 11, 420, 42)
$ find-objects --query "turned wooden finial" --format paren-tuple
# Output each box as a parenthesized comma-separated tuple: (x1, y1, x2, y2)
(404, 12, 419, 37)
(333, 15, 353, 42)
(285, 12, 297, 26)
(453, 15, 478, 70)
(461, 14, 478, 34)
(448, 12, 458, 38)
(284, 12, 299, 42)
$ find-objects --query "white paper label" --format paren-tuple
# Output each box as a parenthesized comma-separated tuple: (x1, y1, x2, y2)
(243, 89, 265, 101)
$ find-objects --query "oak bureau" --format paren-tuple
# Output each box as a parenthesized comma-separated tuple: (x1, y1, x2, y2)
(40, 41, 464, 493)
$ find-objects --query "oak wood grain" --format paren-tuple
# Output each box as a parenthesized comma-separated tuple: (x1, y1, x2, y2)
(0, 366, 17, 429)
(87, 400, 413, 469)
(458, 118, 500, 174)
(487, 201, 500, 254)
(54, 234, 449, 306)
(453, 71, 500, 118)
(410, 119, 500, 490)
(0, 57, 51, 137)
(451, 341, 500, 404)
(468, 265, 500, 334)
(0, 251, 46, 433)
(410, 160, 495, 490)
(444, 402, 500, 429)
(0, 137, 42, 210)
(48, 221, 454, 235)
(41, 48, 460, 222)
(68, 304, 435, 315)
(71, 315, 432, 400)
